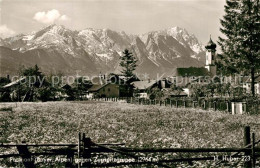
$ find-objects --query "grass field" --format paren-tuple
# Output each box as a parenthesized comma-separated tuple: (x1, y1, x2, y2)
(0, 101, 260, 167)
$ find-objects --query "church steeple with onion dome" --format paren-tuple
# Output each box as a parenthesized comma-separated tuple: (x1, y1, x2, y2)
(205, 35, 217, 76)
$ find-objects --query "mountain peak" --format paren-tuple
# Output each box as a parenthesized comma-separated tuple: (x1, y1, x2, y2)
(166, 27, 189, 36)
(0, 25, 206, 77)
(37, 24, 67, 35)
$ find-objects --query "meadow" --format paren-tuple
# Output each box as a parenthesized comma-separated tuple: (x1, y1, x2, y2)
(0, 101, 260, 167)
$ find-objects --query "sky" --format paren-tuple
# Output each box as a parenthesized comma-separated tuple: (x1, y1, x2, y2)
(0, 0, 226, 44)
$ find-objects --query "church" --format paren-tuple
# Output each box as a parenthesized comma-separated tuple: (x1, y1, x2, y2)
(170, 36, 217, 86)
(173, 36, 260, 96)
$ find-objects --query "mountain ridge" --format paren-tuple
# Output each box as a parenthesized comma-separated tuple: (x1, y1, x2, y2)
(0, 24, 206, 78)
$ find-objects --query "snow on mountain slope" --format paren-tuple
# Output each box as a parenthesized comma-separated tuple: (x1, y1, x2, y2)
(0, 24, 206, 77)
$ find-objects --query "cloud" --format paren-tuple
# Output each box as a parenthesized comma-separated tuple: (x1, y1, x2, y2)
(33, 9, 70, 24)
(60, 15, 69, 21)
(0, 25, 16, 38)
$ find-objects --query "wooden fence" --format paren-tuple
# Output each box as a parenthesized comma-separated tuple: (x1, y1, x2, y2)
(90, 97, 259, 114)
(0, 126, 259, 168)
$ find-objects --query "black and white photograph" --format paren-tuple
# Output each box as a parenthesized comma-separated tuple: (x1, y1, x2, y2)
(0, 0, 259, 167)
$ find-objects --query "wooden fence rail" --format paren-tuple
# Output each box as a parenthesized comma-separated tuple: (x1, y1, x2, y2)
(95, 96, 256, 113)
(0, 126, 259, 168)
(110, 97, 259, 114)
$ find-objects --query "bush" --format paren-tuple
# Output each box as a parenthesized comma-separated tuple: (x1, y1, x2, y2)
(37, 87, 56, 102)
(0, 91, 11, 102)
(0, 107, 12, 112)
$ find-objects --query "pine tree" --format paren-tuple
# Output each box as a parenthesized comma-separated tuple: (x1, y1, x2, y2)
(218, 0, 260, 96)
(120, 49, 137, 97)
(120, 49, 137, 79)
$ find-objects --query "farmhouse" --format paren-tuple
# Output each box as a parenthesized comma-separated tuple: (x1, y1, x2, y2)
(162, 88, 188, 98)
(88, 73, 137, 98)
(131, 79, 172, 99)
(88, 83, 120, 98)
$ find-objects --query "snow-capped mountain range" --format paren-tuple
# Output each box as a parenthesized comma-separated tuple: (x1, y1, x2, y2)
(0, 24, 206, 77)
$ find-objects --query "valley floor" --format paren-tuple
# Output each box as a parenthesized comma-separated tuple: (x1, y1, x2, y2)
(0, 101, 260, 167)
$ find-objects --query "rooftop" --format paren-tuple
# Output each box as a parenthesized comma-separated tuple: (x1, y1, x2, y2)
(172, 67, 210, 77)
(131, 80, 157, 90)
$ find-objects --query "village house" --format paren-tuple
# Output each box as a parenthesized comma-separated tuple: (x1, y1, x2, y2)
(242, 76, 260, 95)
(88, 83, 121, 98)
(131, 78, 172, 99)
(1, 77, 27, 101)
(87, 73, 138, 98)
(161, 88, 188, 98)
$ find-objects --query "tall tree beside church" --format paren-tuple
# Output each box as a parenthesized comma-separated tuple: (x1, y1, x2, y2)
(218, 0, 260, 96)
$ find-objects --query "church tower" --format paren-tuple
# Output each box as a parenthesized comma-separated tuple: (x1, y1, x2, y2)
(205, 36, 217, 76)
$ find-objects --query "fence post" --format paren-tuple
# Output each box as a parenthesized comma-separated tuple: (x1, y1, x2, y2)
(243, 102, 247, 114)
(16, 141, 36, 168)
(65, 149, 74, 168)
(244, 126, 251, 168)
(183, 101, 186, 108)
(82, 134, 91, 167)
(251, 133, 255, 168)
(214, 101, 217, 111)
(226, 101, 229, 112)
(203, 101, 206, 109)
(176, 100, 178, 108)
(78, 132, 81, 168)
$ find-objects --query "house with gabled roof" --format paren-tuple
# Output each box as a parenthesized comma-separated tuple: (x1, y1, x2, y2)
(88, 83, 121, 98)
(162, 88, 188, 98)
(87, 73, 139, 98)
(131, 78, 172, 99)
